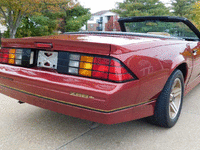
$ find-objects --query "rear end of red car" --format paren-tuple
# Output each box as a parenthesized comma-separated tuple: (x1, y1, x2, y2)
(0, 34, 155, 124)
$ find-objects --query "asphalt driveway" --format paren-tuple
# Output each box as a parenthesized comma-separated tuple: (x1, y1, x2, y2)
(1, 84, 200, 150)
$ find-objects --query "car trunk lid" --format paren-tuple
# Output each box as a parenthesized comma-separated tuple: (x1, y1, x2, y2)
(2, 34, 111, 56)
(1, 33, 183, 56)
(0, 33, 184, 82)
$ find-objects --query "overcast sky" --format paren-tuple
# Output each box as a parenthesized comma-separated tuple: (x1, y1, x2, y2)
(78, 0, 171, 14)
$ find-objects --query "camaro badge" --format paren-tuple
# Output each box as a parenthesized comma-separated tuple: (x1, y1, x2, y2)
(70, 92, 94, 99)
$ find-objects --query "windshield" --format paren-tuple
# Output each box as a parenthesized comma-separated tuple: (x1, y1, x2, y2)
(124, 21, 198, 40)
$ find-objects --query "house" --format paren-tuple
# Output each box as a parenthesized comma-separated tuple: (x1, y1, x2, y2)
(0, 20, 7, 33)
(0, 18, 7, 34)
(87, 10, 120, 32)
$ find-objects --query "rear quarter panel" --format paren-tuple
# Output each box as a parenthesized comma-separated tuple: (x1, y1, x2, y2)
(111, 41, 197, 104)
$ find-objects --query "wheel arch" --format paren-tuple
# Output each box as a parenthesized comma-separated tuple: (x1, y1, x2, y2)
(175, 63, 188, 82)
(169, 55, 189, 83)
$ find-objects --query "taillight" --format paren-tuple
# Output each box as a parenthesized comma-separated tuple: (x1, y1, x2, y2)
(0, 49, 9, 63)
(0, 48, 34, 67)
(57, 53, 136, 82)
(0, 48, 136, 82)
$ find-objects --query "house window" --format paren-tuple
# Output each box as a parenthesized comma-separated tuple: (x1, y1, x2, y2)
(107, 16, 111, 21)
(90, 17, 94, 21)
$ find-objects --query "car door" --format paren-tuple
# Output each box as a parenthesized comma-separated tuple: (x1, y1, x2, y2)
(186, 41, 200, 88)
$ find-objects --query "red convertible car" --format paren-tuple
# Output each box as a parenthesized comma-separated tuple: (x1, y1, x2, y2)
(1, 16, 200, 128)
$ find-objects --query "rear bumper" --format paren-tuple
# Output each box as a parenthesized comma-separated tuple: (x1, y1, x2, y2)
(0, 64, 155, 124)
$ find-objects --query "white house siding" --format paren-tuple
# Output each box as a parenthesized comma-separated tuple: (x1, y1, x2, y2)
(87, 11, 119, 31)
(101, 12, 118, 31)
(0, 22, 7, 33)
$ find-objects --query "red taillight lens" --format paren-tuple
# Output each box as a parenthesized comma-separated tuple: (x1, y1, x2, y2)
(93, 57, 110, 65)
(92, 71, 108, 79)
(2, 57, 8, 63)
(93, 64, 109, 72)
(60, 53, 135, 82)
(108, 59, 134, 82)
(109, 66, 128, 74)
(110, 59, 121, 66)
(0, 48, 33, 66)
(0, 49, 9, 63)
(3, 53, 9, 58)
(109, 73, 133, 82)
(2, 49, 9, 53)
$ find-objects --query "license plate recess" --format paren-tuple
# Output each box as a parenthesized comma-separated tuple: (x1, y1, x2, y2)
(37, 51, 58, 69)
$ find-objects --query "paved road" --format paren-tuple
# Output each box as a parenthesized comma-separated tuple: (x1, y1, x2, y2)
(1, 84, 200, 150)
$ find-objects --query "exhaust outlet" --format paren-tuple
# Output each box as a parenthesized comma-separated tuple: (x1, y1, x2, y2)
(18, 101, 25, 104)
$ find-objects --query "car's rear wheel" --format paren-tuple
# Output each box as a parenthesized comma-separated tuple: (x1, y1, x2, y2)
(148, 69, 184, 128)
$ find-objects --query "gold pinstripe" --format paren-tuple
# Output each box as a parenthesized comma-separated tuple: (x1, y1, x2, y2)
(0, 83, 156, 113)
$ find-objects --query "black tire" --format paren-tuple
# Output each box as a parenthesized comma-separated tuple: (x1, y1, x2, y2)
(148, 69, 184, 128)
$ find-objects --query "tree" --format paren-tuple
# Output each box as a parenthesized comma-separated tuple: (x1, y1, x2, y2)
(59, 5, 91, 32)
(15, 14, 59, 38)
(190, 1, 200, 29)
(14, 5, 90, 38)
(171, 0, 197, 19)
(0, 0, 77, 38)
(113, 0, 170, 17)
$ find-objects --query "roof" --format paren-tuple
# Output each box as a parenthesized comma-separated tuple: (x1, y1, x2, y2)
(92, 10, 114, 16)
